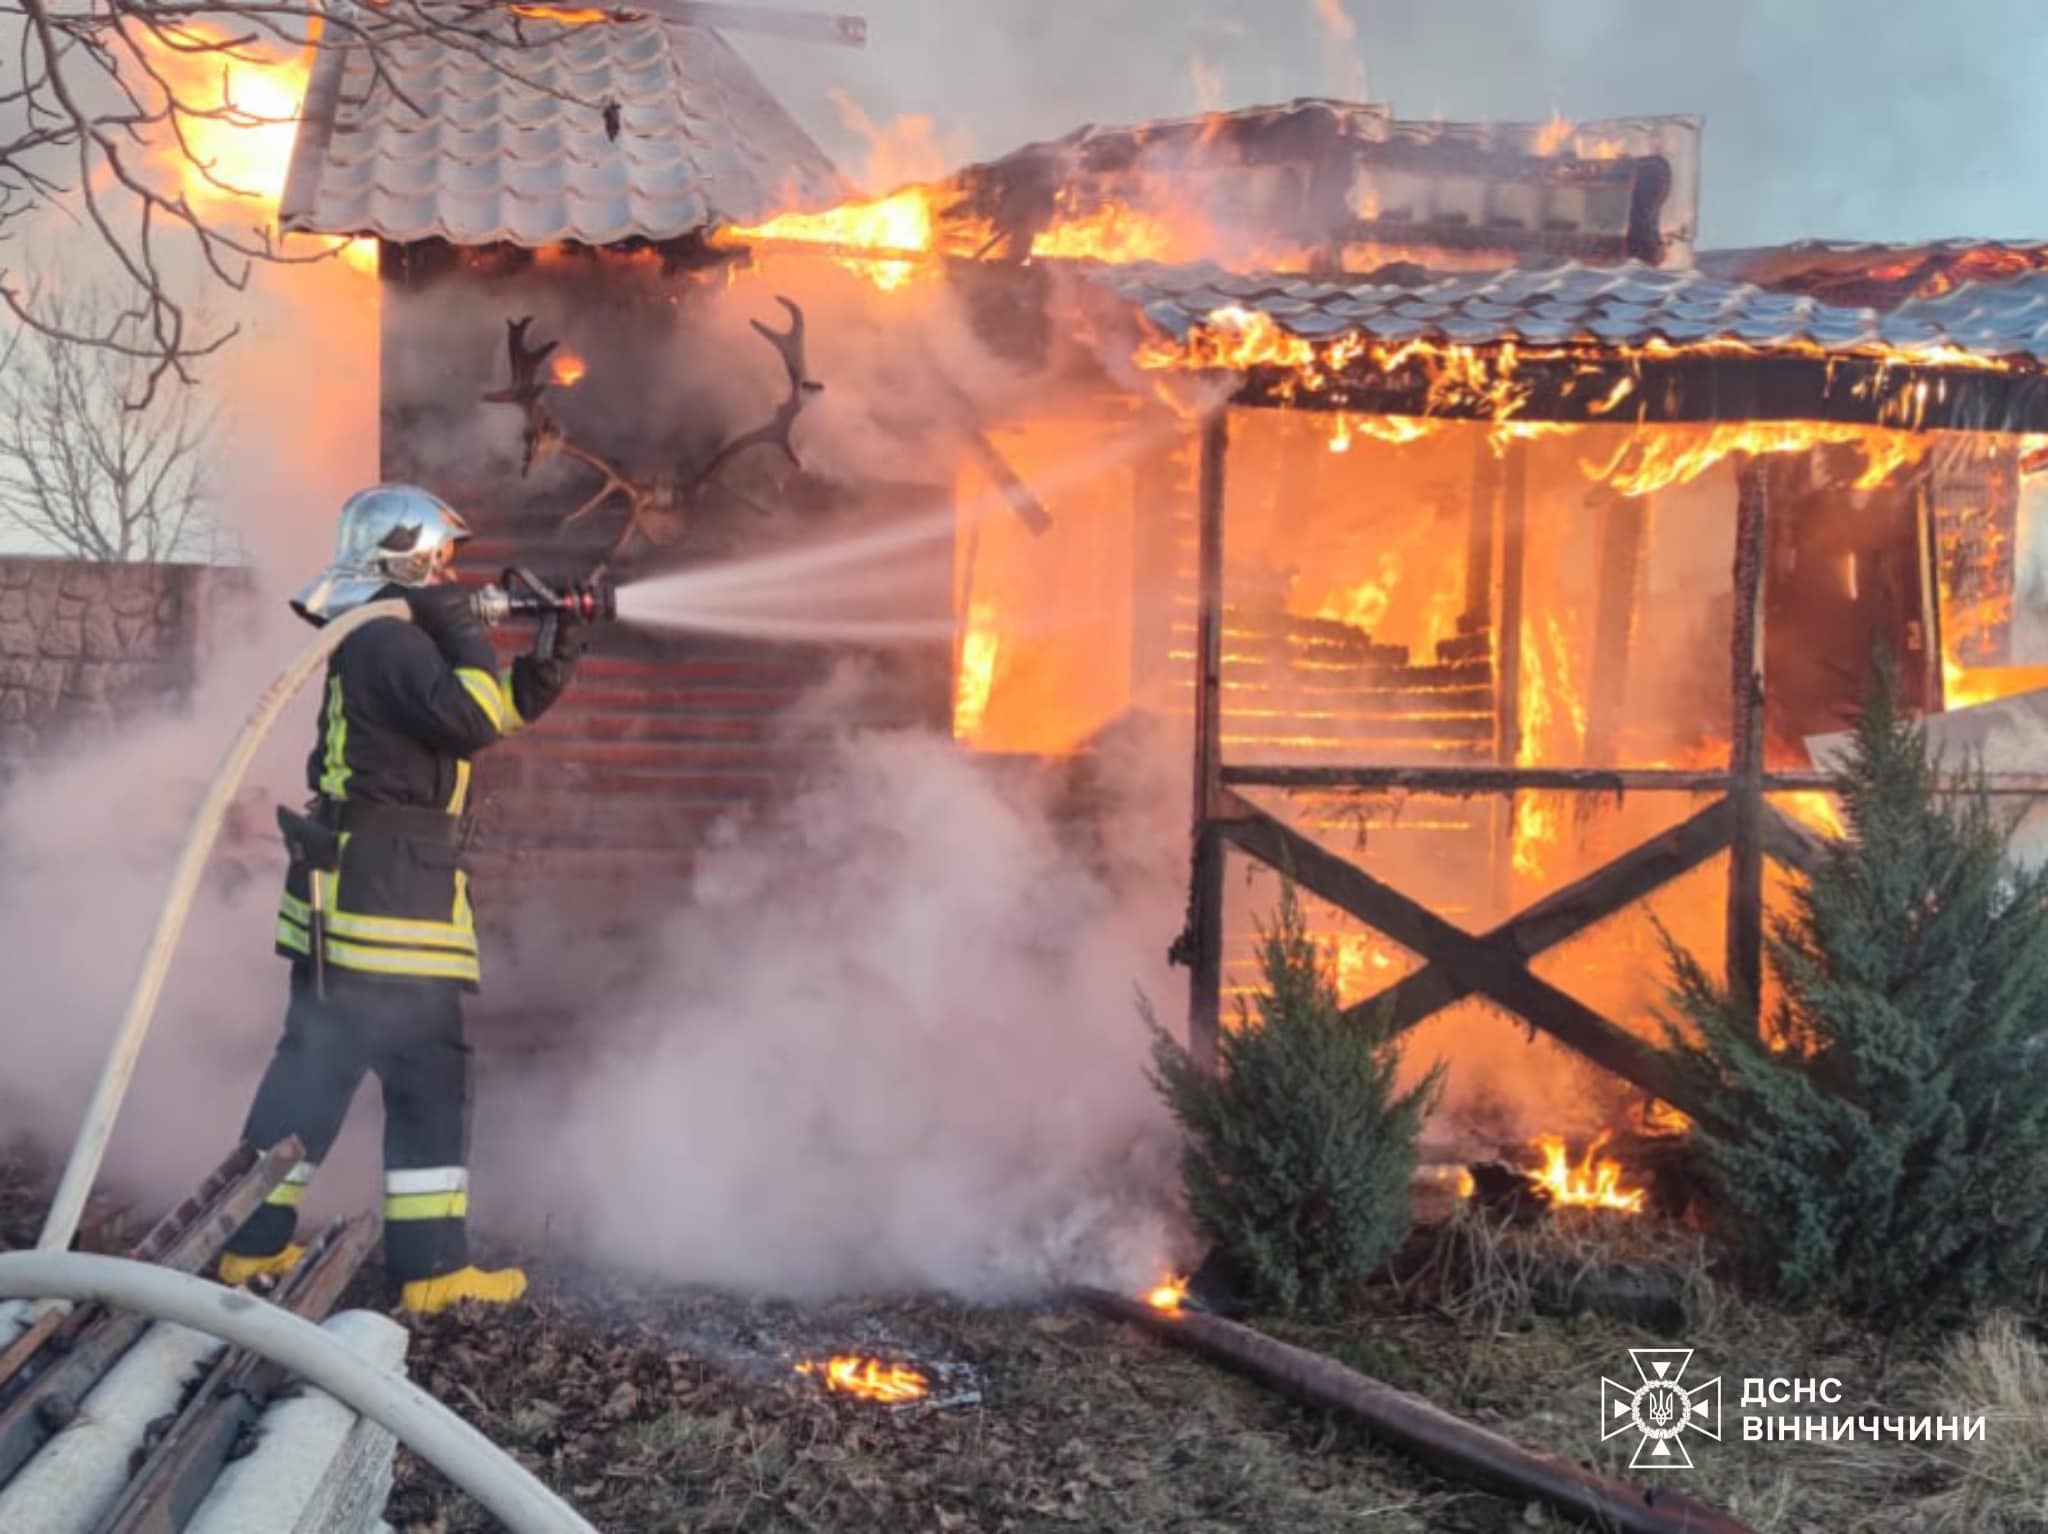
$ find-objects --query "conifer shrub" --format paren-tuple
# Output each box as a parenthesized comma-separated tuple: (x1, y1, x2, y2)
(1664, 669, 2048, 1324)
(1149, 879, 1443, 1319)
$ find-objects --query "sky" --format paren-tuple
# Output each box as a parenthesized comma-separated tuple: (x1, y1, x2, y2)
(740, 0, 2048, 250)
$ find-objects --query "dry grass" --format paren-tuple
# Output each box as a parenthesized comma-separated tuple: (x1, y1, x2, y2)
(1909, 1314, 2048, 1533)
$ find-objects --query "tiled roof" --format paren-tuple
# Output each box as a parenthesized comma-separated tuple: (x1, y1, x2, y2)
(1088, 258, 2048, 366)
(281, 12, 842, 246)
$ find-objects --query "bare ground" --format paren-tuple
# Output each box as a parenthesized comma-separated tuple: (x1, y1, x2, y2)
(5, 1148, 2046, 1534)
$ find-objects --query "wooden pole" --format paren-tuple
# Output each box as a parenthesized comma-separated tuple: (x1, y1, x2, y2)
(1077, 1289, 1759, 1534)
(1493, 441, 1529, 916)
(1463, 434, 1499, 632)
(1586, 490, 1647, 766)
(1914, 476, 1947, 713)
(1727, 458, 1769, 1024)
(1187, 411, 1231, 1072)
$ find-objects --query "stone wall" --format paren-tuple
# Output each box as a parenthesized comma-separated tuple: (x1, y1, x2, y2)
(0, 558, 238, 770)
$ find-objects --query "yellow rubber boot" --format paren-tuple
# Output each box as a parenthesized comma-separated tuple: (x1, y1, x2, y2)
(217, 1244, 305, 1287)
(399, 1265, 528, 1315)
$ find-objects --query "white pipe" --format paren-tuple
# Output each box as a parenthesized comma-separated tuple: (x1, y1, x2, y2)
(37, 600, 412, 1255)
(0, 1254, 598, 1534)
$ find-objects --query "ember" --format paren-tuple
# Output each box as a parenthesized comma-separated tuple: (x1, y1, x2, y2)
(550, 348, 589, 388)
(796, 1355, 931, 1404)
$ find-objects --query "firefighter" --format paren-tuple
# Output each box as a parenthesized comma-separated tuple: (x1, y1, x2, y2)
(217, 484, 584, 1313)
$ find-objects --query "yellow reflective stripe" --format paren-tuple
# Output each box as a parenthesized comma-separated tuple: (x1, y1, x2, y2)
(456, 667, 508, 733)
(277, 919, 311, 954)
(264, 1182, 307, 1208)
(453, 870, 473, 931)
(449, 758, 472, 815)
(498, 669, 526, 733)
(383, 1190, 469, 1222)
(324, 936, 480, 984)
(280, 891, 311, 924)
(318, 675, 351, 800)
(326, 908, 476, 952)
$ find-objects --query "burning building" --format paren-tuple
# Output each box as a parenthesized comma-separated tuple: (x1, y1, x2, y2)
(276, 7, 2048, 1145)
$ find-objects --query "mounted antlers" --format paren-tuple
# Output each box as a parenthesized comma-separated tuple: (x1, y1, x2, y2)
(483, 297, 822, 569)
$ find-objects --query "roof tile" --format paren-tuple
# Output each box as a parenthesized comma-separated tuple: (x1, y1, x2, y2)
(282, 12, 841, 246)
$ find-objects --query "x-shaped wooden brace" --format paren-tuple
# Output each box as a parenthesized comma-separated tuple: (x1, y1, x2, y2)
(1206, 786, 1825, 1136)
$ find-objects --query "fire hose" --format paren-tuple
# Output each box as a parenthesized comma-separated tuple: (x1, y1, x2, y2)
(0, 1252, 600, 1534)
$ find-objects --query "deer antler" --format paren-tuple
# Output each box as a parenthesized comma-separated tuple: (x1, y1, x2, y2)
(483, 298, 824, 572)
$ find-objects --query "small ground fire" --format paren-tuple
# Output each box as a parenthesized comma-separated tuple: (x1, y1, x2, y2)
(796, 1355, 932, 1404)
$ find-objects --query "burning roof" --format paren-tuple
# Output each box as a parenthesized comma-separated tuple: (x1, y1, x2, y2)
(280, 9, 842, 246)
(1700, 240, 2048, 309)
(1098, 258, 2048, 432)
(1106, 258, 2048, 363)
(739, 100, 1701, 278)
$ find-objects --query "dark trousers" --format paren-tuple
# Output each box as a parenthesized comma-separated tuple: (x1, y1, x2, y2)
(226, 967, 473, 1283)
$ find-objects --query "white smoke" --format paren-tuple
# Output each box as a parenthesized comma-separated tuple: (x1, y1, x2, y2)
(485, 719, 1190, 1297)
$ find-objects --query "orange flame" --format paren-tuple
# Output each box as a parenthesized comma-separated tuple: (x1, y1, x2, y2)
(1147, 1274, 1190, 1312)
(549, 348, 588, 387)
(142, 25, 375, 275)
(507, 4, 617, 21)
(1530, 1132, 1646, 1213)
(1029, 200, 1185, 265)
(1780, 791, 1846, 840)
(953, 600, 1000, 740)
(796, 1355, 930, 1403)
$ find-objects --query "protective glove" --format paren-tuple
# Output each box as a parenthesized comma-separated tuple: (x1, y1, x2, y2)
(405, 584, 495, 674)
(548, 613, 590, 666)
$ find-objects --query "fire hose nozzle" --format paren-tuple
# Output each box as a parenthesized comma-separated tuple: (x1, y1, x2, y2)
(470, 568, 617, 628)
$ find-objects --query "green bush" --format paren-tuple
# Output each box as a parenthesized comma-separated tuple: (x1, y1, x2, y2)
(1664, 668, 2048, 1324)
(1149, 879, 1442, 1319)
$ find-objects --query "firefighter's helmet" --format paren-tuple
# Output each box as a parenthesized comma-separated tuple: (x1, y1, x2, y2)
(291, 484, 473, 623)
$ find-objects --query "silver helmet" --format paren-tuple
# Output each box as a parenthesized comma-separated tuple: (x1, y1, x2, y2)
(291, 484, 473, 623)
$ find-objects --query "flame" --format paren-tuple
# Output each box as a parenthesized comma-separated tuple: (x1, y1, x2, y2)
(507, 4, 617, 21)
(1147, 1274, 1190, 1311)
(796, 1355, 930, 1404)
(143, 24, 376, 275)
(725, 186, 942, 291)
(1510, 614, 1585, 881)
(1530, 1132, 1646, 1213)
(549, 348, 588, 388)
(1585, 422, 1924, 499)
(1029, 200, 1184, 265)
(1531, 112, 1574, 157)
(1943, 659, 2048, 709)
(953, 601, 1000, 740)
(1780, 791, 1845, 839)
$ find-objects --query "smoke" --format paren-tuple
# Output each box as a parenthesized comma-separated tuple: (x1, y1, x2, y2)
(0, 256, 377, 1201)
(744, 0, 2048, 248)
(486, 718, 1189, 1297)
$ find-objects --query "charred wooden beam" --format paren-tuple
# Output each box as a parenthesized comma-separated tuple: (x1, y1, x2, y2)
(1226, 765, 1732, 793)
(1228, 355, 2048, 435)
(1727, 460, 1769, 1025)
(1211, 788, 1722, 1127)
(1220, 764, 2048, 796)
(1076, 1288, 1758, 1534)
(1184, 412, 1231, 1071)
(1344, 797, 1733, 1034)
(1587, 490, 1648, 765)
(1494, 441, 1529, 915)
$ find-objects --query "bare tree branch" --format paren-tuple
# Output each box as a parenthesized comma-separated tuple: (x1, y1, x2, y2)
(0, 1, 577, 397)
(0, 284, 219, 562)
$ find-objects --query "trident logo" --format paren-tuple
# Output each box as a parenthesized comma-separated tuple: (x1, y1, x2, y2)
(1601, 1349, 1721, 1470)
